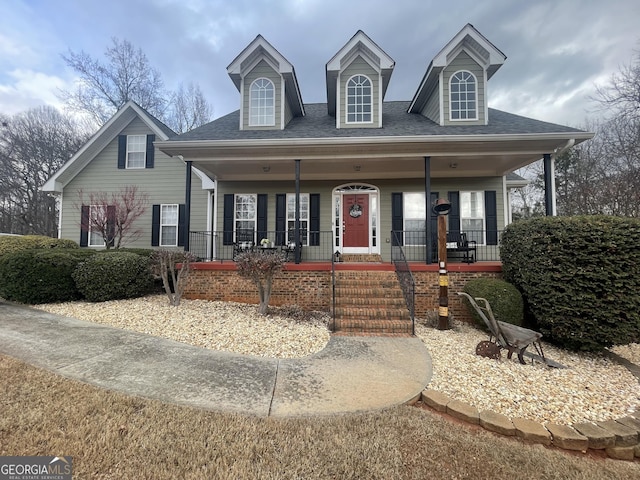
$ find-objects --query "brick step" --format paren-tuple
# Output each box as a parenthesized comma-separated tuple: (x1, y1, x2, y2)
(333, 318, 413, 335)
(334, 306, 411, 320)
(334, 296, 407, 308)
(334, 287, 404, 298)
(338, 254, 383, 263)
(335, 280, 400, 289)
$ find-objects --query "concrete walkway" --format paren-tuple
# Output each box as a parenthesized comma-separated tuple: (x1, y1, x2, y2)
(0, 302, 432, 417)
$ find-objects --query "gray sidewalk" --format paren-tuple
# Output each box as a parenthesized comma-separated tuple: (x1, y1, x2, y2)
(0, 302, 432, 417)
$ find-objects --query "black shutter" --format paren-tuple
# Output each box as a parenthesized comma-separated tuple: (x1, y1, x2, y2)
(257, 194, 268, 242)
(391, 192, 403, 246)
(80, 205, 89, 247)
(106, 205, 116, 248)
(223, 194, 234, 245)
(177, 204, 186, 247)
(485, 191, 498, 245)
(117, 135, 126, 169)
(275, 194, 286, 246)
(310, 193, 320, 246)
(151, 204, 160, 247)
(448, 191, 460, 234)
(145, 134, 155, 169)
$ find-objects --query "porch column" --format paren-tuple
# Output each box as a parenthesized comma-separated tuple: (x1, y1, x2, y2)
(425, 156, 432, 264)
(184, 159, 192, 251)
(295, 159, 301, 264)
(543, 153, 556, 216)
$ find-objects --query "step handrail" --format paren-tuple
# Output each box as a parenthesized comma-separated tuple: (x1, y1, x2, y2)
(391, 231, 415, 336)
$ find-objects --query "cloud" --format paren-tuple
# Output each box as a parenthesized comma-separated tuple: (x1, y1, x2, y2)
(0, 69, 70, 114)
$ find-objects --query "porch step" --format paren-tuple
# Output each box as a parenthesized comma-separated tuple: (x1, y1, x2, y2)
(338, 254, 383, 263)
(332, 270, 413, 336)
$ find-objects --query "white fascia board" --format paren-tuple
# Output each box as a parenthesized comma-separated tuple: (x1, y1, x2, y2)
(192, 167, 216, 190)
(326, 31, 394, 72)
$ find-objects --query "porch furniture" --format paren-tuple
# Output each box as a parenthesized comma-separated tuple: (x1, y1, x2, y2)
(232, 230, 255, 260)
(457, 292, 564, 368)
(446, 232, 477, 264)
(280, 241, 299, 261)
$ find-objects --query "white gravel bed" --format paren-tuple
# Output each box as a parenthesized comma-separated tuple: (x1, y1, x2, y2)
(34, 296, 640, 425)
(416, 323, 640, 425)
(610, 342, 640, 366)
(36, 295, 330, 359)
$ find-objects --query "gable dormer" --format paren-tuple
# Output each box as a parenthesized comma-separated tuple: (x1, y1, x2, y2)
(227, 35, 304, 130)
(408, 24, 506, 126)
(326, 31, 395, 129)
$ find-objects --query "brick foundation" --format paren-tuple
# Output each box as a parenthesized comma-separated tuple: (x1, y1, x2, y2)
(184, 261, 502, 320)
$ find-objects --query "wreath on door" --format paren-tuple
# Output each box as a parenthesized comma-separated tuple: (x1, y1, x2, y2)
(349, 203, 363, 218)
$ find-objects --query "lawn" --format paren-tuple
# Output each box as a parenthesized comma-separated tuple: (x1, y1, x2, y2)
(1, 354, 638, 479)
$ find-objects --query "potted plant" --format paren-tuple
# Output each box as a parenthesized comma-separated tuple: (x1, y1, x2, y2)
(260, 238, 272, 248)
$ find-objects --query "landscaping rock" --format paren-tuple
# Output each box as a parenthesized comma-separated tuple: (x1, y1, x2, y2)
(615, 415, 640, 434)
(597, 420, 638, 447)
(546, 423, 588, 451)
(446, 400, 479, 424)
(605, 445, 636, 461)
(635, 444, 640, 458)
(479, 410, 516, 436)
(512, 417, 551, 445)
(572, 422, 615, 449)
(421, 390, 450, 412)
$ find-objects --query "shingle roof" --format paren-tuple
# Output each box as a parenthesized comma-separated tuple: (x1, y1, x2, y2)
(170, 101, 585, 142)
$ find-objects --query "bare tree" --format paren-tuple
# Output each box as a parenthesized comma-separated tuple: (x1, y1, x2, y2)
(152, 249, 196, 306)
(167, 82, 214, 134)
(59, 38, 213, 132)
(0, 106, 88, 235)
(235, 250, 285, 315)
(76, 185, 149, 249)
(593, 50, 640, 120)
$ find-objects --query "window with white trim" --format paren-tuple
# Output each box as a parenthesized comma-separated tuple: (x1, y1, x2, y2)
(460, 191, 485, 244)
(450, 71, 477, 120)
(286, 193, 309, 246)
(249, 78, 275, 126)
(126, 135, 146, 168)
(160, 204, 179, 246)
(404, 192, 426, 246)
(234, 194, 257, 241)
(346, 75, 372, 123)
(89, 205, 106, 247)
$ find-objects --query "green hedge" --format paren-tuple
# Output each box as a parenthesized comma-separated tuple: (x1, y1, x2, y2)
(0, 235, 78, 258)
(501, 216, 640, 351)
(462, 278, 523, 328)
(72, 252, 153, 302)
(0, 249, 94, 304)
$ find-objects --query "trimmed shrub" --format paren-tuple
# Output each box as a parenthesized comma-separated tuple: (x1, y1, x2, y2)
(72, 252, 153, 302)
(462, 278, 523, 328)
(501, 216, 640, 351)
(0, 249, 94, 304)
(110, 248, 156, 259)
(0, 235, 78, 258)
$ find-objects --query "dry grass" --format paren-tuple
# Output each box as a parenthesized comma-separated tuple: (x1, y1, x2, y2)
(1, 355, 638, 479)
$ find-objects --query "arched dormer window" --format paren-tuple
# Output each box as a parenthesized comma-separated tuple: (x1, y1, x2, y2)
(449, 70, 477, 120)
(249, 78, 275, 126)
(346, 75, 372, 123)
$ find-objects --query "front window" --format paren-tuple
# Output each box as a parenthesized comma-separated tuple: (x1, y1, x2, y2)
(287, 193, 309, 246)
(160, 204, 179, 246)
(346, 75, 372, 123)
(450, 71, 477, 120)
(404, 193, 426, 245)
(234, 194, 257, 241)
(126, 135, 146, 168)
(249, 78, 275, 126)
(89, 205, 106, 247)
(461, 191, 485, 244)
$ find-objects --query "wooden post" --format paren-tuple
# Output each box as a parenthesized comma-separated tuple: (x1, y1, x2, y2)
(437, 214, 449, 330)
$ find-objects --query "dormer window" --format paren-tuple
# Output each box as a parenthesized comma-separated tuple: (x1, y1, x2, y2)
(346, 75, 372, 123)
(450, 70, 477, 121)
(249, 78, 275, 126)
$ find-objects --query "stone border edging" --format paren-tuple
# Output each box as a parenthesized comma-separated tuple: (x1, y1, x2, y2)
(419, 389, 640, 461)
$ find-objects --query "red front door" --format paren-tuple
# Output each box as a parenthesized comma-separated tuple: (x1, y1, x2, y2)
(343, 194, 369, 247)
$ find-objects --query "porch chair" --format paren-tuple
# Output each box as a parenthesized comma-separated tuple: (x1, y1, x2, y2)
(232, 230, 255, 260)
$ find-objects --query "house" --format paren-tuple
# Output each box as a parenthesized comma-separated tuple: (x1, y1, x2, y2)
(44, 25, 593, 330)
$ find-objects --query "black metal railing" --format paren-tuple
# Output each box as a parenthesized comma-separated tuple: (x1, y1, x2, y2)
(391, 231, 415, 336)
(331, 248, 337, 333)
(391, 229, 504, 263)
(189, 230, 336, 262)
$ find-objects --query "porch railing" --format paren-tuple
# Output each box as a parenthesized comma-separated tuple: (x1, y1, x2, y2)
(391, 231, 415, 336)
(189, 230, 336, 262)
(392, 229, 504, 262)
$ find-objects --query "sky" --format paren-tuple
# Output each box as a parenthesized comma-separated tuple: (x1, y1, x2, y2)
(1, 0, 639, 128)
